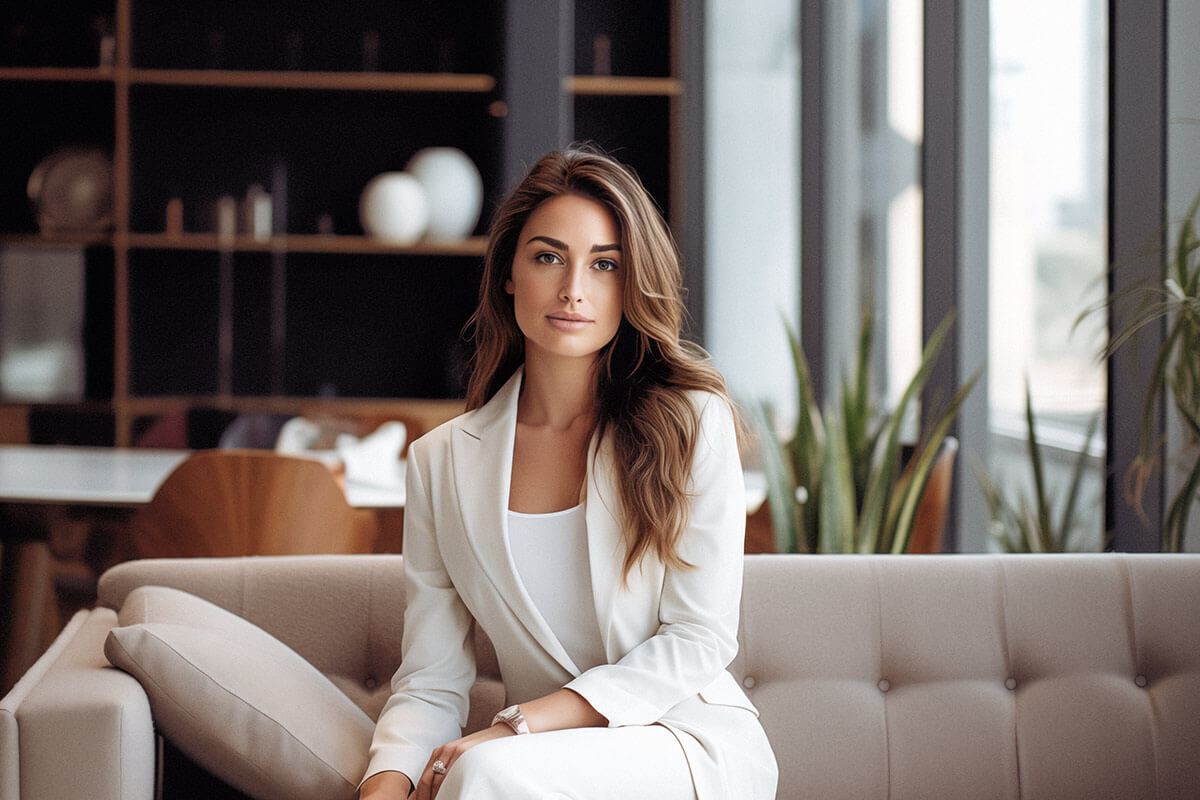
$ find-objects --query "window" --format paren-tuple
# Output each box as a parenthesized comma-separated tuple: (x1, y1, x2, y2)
(987, 0, 1108, 550)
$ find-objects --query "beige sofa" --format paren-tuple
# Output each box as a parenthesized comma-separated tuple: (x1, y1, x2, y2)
(3, 553, 1199, 799)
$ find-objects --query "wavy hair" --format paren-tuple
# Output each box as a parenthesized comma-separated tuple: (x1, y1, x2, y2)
(465, 147, 738, 578)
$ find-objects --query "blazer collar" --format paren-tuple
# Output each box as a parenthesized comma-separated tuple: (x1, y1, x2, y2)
(449, 367, 581, 674)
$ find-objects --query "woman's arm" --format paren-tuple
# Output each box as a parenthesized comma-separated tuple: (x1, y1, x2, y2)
(358, 770, 412, 799)
(409, 688, 607, 800)
(362, 435, 478, 789)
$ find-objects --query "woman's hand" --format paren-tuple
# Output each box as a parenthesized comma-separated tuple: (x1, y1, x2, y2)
(359, 770, 413, 799)
(415, 724, 514, 800)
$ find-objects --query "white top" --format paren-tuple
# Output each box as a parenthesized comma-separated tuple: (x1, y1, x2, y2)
(507, 504, 608, 672)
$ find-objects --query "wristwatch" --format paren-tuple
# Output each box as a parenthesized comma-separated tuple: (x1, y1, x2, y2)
(491, 704, 531, 735)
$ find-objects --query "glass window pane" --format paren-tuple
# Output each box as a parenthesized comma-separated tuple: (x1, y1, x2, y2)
(988, 0, 1108, 550)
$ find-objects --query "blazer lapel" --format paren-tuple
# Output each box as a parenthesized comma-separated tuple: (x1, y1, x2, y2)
(585, 429, 666, 662)
(450, 367, 580, 675)
(586, 429, 648, 660)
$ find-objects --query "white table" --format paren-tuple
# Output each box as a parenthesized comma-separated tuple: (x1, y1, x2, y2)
(0, 445, 406, 508)
(0, 445, 763, 514)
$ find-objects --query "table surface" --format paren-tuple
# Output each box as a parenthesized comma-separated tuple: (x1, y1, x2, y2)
(0, 444, 765, 513)
(0, 445, 406, 508)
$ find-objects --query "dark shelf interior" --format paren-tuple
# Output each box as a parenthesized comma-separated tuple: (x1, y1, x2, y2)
(128, 86, 503, 237)
(128, 250, 480, 399)
(574, 0, 671, 77)
(130, 0, 503, 74)
(1, 1, 115, 68)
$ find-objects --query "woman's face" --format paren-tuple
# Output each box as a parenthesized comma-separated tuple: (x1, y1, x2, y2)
(506, 193, 625, 366)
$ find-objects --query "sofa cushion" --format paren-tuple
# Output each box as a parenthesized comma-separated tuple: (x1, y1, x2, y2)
(104, 585, 373, 800)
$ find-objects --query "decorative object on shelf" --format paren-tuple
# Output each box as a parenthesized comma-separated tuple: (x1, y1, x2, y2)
(165, 197, 184, 237)
(26, 147, 114, 235)
(242, 184, 273, 241)
(405, 147, 483, 241)
(362, 30, 381, 72)
(593, 34, 612, 75)
(215, 195, 238, 244)
(359, 172, 429, 246)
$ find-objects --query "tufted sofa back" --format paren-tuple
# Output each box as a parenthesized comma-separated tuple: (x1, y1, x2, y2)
(98, 552, 1200, 799)
(736, 553, 1200, 799)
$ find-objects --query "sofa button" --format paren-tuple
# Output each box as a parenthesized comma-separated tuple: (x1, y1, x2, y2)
(742, 676, 757, 689)
(365, 676, 378, 690)
(1135, 674, 1148, 688)
(877, 679, 890, 693)
(1004, 677, 1018, 691)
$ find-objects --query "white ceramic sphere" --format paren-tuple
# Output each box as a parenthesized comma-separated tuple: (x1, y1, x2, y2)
(359, 172, 430, 245)
(405, 147, 483, 240)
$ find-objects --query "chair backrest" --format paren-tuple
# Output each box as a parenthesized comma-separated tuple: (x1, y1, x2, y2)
(906, 436, 959, 554)
(126, 450, 378, 559)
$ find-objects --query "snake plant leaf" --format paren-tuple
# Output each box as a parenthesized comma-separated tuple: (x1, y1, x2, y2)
(974, 377, 1102, 553)
(1024, 381, 1054, 548)
(1057, 411, 1101, 546)
(753, 308, 974, 553)
(751, 400, 801, 554)
(888, 368, 981, 553)
(820, 412, 858, 554)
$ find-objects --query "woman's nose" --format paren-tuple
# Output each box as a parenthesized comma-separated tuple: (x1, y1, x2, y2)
(560, 266, 585, 303)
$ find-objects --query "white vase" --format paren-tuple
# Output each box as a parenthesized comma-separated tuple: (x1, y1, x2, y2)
(405, 147, 483, 241)
(359, 172, 429, 245)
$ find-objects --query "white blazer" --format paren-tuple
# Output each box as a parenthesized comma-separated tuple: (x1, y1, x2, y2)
(365, 368, 778, 800)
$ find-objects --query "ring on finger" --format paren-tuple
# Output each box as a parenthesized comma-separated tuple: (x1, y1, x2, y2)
(432, 759, 448, 775)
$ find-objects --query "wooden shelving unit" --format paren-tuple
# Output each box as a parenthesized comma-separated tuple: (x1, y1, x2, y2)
(1, 0, 689, 447)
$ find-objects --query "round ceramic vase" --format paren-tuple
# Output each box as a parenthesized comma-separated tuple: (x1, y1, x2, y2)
(359, 172, 429, 245)
(405, 147, 483, 240)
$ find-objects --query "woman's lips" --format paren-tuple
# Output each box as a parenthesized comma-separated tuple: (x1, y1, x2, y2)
(546, 312, 593, 330)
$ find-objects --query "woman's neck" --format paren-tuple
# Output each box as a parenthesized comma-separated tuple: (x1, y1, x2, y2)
(519, 354, 598, 430)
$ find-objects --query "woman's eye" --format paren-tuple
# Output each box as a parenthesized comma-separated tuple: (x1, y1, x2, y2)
(535, 252, 561, 265)
(594, 259, 619, 272)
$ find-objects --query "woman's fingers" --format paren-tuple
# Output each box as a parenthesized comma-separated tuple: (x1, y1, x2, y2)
(418, 744, 460, 800)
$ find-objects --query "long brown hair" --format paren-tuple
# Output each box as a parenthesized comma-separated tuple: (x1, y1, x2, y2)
(466, 147, 737, 577)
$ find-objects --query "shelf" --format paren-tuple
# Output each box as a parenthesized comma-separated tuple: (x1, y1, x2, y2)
(564, 75, 682, 96)
(123, 394, 464, 417)
(128, 69, 496, 93)
(0, 233, 113, 248)
(0, 67, 116, 83)
(123, 233, 487, 256)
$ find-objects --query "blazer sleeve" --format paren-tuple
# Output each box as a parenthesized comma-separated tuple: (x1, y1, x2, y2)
(362, 435, 477, 785)
(565, 392, 748, 726)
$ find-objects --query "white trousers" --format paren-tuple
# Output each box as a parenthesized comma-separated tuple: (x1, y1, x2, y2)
(437, 724, 697, 800)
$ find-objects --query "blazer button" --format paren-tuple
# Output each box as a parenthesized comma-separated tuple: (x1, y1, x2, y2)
(742, 676, 757, 689)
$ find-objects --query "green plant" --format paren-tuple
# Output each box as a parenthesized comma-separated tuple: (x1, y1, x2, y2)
(1088, 191, 1200, 552)
(752, 309, 979, 554)
(974, 382, 1103, 553)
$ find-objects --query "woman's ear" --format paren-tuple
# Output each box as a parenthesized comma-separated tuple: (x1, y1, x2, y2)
(505, 279, 515, 295)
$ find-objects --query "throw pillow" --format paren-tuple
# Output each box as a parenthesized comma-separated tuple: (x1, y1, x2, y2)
(104, 585, 374, 800)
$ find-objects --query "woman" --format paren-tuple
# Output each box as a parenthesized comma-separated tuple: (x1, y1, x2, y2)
(359, 148, 777, 800)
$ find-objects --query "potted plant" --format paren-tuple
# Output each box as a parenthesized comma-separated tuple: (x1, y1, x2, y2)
(1087, 191, 1200, 551)
(974, 381, 1104, 552)
(752, 309, 979, 554)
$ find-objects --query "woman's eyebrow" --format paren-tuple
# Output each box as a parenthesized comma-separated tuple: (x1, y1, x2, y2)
(526, 235, 622, 253)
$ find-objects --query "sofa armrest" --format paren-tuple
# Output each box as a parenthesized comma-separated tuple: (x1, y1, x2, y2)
(0, 608, 156, 800)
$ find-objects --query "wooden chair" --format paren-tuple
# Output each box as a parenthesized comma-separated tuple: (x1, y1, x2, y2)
(905, 436, 959, 554)
(121, 450, 378, 561)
